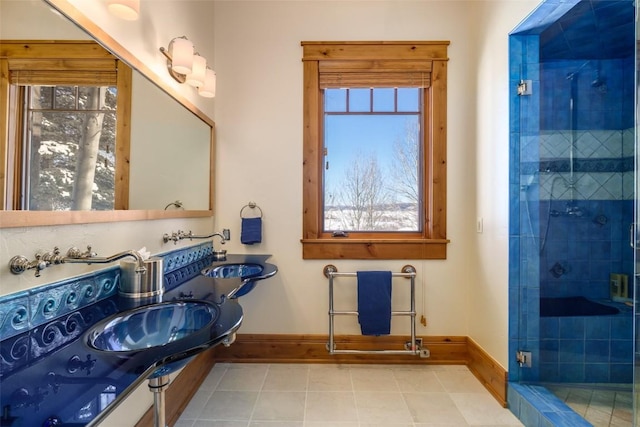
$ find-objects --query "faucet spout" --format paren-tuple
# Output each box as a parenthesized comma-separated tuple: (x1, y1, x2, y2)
(63, 246, 147, 273)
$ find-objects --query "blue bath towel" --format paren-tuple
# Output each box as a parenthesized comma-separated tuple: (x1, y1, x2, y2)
(357, 271, 392, 336)
(241, 217, 262, 245)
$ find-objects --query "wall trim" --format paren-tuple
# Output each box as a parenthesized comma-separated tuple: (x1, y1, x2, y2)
(136, 334, 507, 425)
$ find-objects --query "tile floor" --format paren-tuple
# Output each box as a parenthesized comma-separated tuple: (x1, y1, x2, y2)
(175, 363, 524, 427)
(546, 384, 632, 427)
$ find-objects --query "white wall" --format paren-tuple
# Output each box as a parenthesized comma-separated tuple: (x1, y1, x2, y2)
(468, 0, 539, 365)
(212, 0, 476, 340)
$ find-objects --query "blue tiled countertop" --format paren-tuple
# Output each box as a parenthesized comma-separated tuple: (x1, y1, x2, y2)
(0, 250, 276, 427)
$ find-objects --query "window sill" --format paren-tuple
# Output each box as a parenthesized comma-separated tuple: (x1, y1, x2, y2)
(301, 238, 449, 260)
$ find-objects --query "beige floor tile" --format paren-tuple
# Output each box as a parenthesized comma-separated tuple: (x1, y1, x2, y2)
(403, 392, 469, 424)
(177, 363, 530, 427)
(251, 391, 306, 421)
(194, 421, 249, 427)
(392, 368, 446, 392)
(199, 365, 229, 392)
(308, 365, 354, 391)
(262, 365, 309, 391)
(180, 388, 214, 420)
(449, 392, 523, 425)
(435, 370, 488, 393)
(350, 367, 399, 392)
(249, 422, 302, 427)
(354, 391, 413, 424)
(304, 391, 358, 423)
(217, 365, 268, 391)
(303, 423, 359, 427)
(199, 391, 259, 421)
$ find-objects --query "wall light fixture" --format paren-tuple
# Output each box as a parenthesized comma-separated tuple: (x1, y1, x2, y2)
(106, 0, 140, 20)
(160, 37, 216, 98)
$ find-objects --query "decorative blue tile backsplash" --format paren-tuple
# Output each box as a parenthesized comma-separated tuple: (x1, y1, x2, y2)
(0, 242, 213, 343)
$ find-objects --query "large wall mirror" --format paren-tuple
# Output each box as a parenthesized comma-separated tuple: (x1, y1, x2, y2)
(0, 0, 214, 228)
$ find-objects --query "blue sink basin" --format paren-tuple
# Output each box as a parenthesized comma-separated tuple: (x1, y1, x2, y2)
(87, 301, 217, 352)
(202, 263, 264, 279)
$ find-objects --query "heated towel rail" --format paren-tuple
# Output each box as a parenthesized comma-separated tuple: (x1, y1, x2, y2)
(323, 264, 427, 357)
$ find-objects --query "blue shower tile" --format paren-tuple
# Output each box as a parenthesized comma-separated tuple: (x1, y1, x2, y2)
(584, 363, 609, 382)
(584, 339, 609, 363)
(559, 318, 585, 339)
(585, 317, 610, 339)
(610, 363, 633, 383)
(610, 316, 632, 340)
(540, 318, 559, 339)
(610, 340, 632, 363)
(558, 339, 584, 365)
(557, 363, 584, 382)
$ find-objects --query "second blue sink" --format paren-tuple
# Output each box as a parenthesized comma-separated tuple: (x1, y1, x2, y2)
(202, 263, 264, 279)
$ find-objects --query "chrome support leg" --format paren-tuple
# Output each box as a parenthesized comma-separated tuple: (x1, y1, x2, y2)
(148, 374, 170, 427)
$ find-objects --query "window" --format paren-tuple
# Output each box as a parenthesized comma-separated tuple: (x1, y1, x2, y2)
(22, 84, 117, 210)
(301, 41, 449, 259)
(0, 41, 132, 211)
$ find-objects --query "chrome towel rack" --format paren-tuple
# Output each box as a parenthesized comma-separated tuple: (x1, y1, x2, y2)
(240, 201, 263, 218)
(323, 264, 427, 357)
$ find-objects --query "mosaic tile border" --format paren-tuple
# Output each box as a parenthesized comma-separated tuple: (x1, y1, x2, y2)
(0, 242, 213, 342)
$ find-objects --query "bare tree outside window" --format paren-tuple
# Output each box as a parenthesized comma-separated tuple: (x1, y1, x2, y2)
(25, 85, 116, 211)
(322, 88, 421, 232)
(327, 152, 392, 231)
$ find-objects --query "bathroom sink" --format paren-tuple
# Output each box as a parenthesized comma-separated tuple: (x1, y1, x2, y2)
(202, 263, 264, 279)
(87, 301, 217, 352)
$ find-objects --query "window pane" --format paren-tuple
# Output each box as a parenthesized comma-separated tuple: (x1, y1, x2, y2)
(323, 113, 420, 232)
(25, 85, 116, 211)
(325, 88, 346, 112)
(372, 88, 395, 112)
(53, 86, 77, 109)
(348, 88, 370, 112)
(397, 88, 419, 112)
(31, 86, 53, 109)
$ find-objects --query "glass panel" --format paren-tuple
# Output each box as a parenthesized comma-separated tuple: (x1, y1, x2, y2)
(323, 113, 420, 232)
(325, 88, 346, 112)
(24, 85, 116, 211)
(348, 88, 370, 112)
(372, 88, 395, 112)
(397, 88, 419, 112)
(510, 1, 636, 425)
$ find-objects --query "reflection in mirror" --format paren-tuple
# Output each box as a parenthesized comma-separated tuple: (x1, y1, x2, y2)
(129, 72, 210, 210)
(0, 0, 214, 227)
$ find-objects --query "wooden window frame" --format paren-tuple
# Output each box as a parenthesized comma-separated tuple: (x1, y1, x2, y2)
(301, 41, 450, 260)
(0, 40, 132, 210)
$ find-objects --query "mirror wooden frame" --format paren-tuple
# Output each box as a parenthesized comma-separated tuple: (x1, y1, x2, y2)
(0, 0, 215, 228)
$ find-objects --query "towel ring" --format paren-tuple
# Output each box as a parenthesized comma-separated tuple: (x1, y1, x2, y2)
(240, 201, 263, 218)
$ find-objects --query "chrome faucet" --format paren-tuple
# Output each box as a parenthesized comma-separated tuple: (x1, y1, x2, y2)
(9, 246, 147, 276)
(61, 246, 147, 273)
(162, 229, 230, 247)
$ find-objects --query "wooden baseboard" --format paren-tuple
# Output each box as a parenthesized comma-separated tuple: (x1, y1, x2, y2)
(211, 334, 468, 364)
(466, 337, 508, 406)
(135, 334, 507, 426)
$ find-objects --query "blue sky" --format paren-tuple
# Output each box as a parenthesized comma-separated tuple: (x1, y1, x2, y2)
(323, 88, 420, 202)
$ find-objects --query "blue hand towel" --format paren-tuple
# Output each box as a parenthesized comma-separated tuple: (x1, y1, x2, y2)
(241, 217, 262, 245)
(357, 271, 392, 336)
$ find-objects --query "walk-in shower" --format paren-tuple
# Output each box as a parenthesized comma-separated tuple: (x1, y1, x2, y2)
(508, 0, 636, 426)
